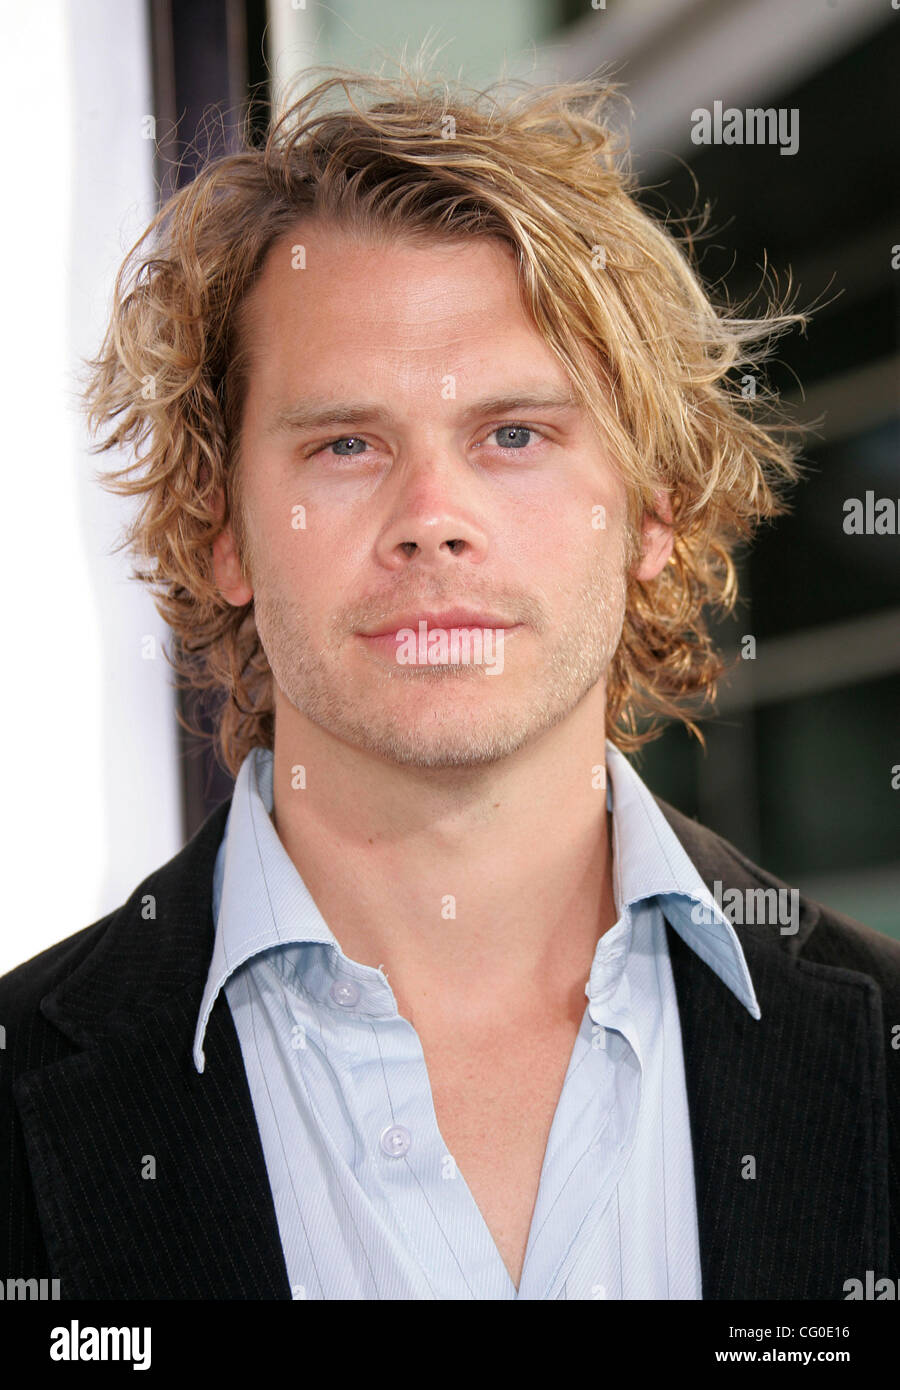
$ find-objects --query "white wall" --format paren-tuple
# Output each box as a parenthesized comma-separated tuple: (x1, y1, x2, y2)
(0, 0, 183, 974)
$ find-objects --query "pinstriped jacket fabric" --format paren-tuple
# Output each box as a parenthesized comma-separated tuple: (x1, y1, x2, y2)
(1, 794, 898, 1300)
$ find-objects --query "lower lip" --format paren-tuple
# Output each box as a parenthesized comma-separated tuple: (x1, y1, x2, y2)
(357, 625, 522, 659)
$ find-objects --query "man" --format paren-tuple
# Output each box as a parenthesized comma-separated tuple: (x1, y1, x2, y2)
(1, 68, 897, 1301)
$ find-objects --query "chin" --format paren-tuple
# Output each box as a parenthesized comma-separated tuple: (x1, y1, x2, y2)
(352, 712, 536, 769)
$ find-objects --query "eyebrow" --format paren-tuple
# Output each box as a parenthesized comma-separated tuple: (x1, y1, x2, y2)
(265, 388, 582, 437)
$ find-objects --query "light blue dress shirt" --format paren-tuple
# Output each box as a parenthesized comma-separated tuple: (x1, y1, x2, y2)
(194, 742, 760, 1299)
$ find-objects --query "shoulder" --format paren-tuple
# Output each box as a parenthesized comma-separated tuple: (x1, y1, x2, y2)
(0, 914, 114, 1024)
(0, 912, 116, 1083)
(0, 796, 233, 1075)
(655, 794, 900, 992)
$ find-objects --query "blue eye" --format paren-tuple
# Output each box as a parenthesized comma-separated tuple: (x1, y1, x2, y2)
(492, 426, 534, 448)
(328, 436, 368, 455)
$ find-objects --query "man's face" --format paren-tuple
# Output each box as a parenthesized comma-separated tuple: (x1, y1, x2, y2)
(214, 218, 669, 769)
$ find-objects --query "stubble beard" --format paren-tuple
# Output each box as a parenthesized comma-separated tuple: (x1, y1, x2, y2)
(245, 531, 629, 771)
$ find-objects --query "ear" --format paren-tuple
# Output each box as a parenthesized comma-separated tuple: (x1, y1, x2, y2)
(633, 489, 674, 582)
(211, 487, 254, 607)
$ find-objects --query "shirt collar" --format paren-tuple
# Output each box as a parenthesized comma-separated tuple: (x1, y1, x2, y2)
(193, 745, 341, 1072)
(604, 743, 760, 1020)
(193, 742, 759, 1072)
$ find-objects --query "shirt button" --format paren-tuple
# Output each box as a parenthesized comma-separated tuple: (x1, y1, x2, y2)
(380, 1124, 411, 1157)
(329, 979, 360, 1008)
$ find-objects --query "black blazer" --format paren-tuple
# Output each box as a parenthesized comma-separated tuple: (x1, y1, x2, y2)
(1, 795, 898, 1299)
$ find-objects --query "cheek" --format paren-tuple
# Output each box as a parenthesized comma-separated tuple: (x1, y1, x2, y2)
(248, 488, 316, 573)
(502, 483, 575, 563)
(529, 490, 627, 571)
(261, 508, 366, 628)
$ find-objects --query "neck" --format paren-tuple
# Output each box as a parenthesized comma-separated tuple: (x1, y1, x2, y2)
(268, 684, 617, 1027)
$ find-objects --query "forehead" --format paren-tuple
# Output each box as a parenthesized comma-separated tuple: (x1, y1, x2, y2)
(239, 217, 568, 391)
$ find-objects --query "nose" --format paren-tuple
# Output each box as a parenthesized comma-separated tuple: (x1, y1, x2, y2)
(373, 458, 490, 572)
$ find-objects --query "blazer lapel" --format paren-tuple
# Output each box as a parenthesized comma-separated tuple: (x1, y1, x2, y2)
(13, 798, 292, 1300)
(658, 799, 889, 1299)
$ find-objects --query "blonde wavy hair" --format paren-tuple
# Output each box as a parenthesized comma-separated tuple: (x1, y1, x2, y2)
(81, 61, 812, 781)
